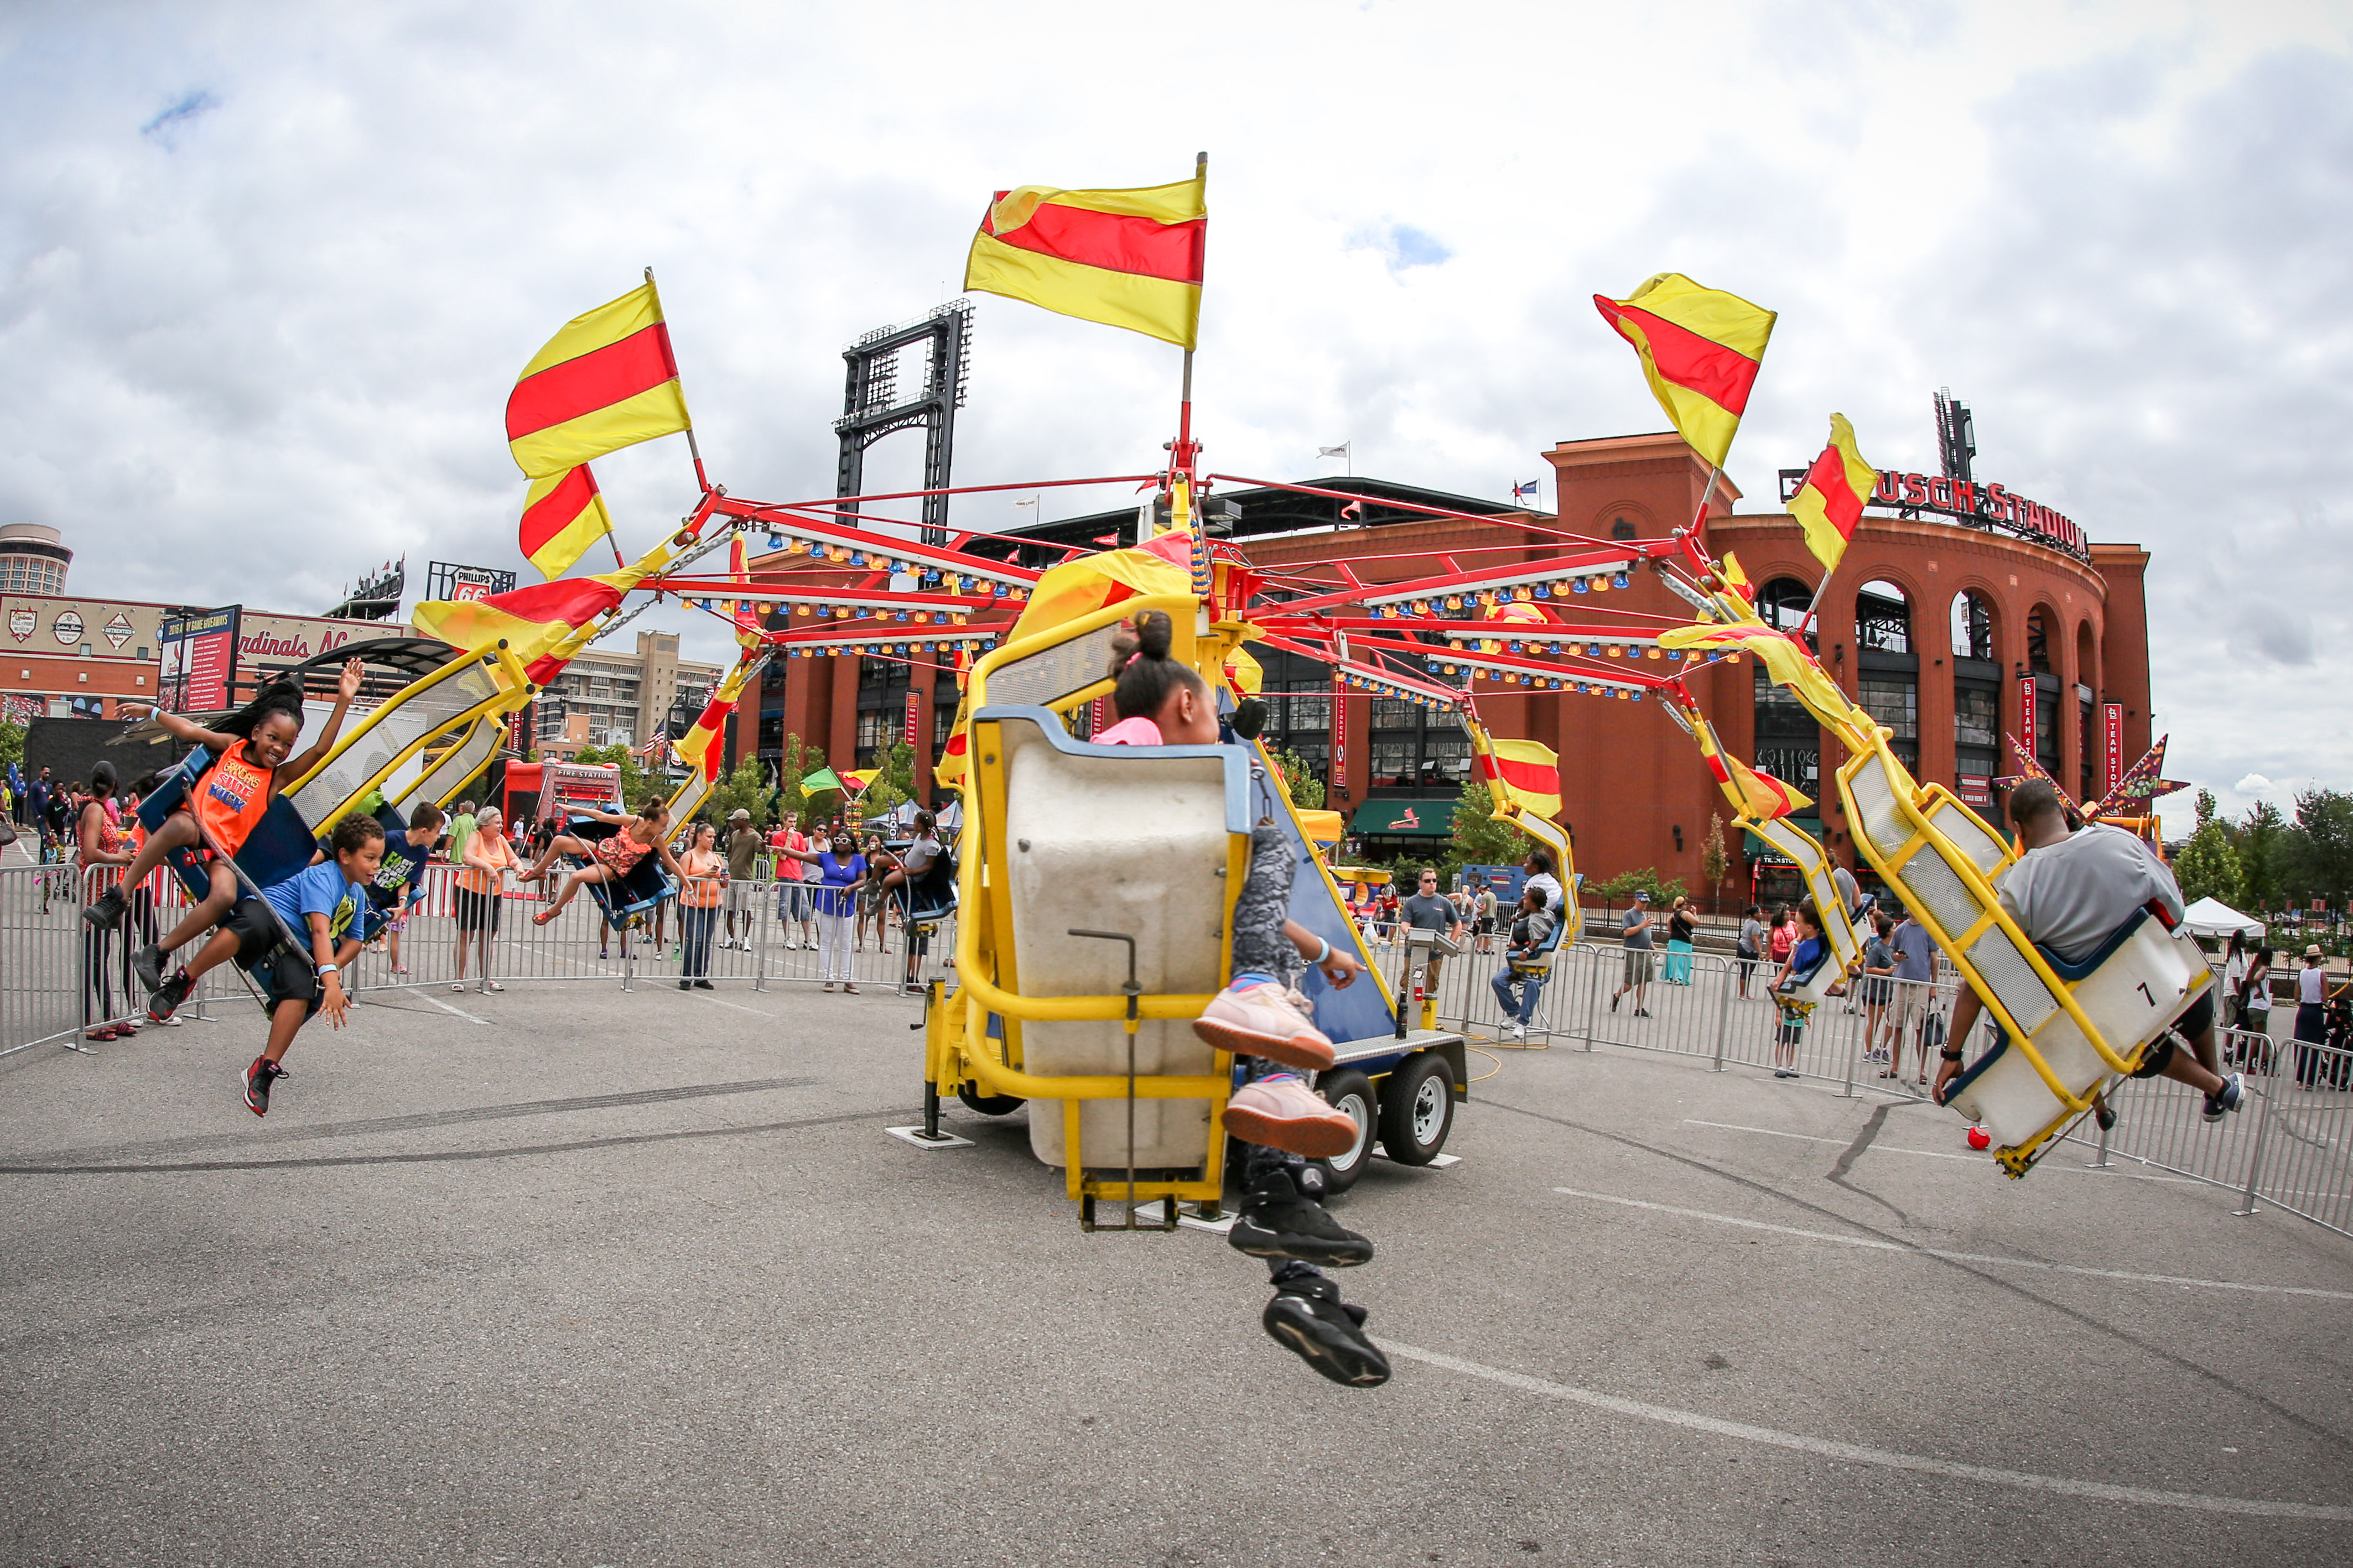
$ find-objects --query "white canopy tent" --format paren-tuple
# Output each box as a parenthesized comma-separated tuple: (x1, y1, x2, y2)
(2180, 896, 2264, 941)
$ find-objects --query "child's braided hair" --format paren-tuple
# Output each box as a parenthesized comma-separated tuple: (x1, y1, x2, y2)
(1107, 611, 1206, 721)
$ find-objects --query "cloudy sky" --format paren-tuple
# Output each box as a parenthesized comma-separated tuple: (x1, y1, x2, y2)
(4, 0, 2347, 829)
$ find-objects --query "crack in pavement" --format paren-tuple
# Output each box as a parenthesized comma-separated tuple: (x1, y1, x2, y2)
(2, 1076, 819, 1166)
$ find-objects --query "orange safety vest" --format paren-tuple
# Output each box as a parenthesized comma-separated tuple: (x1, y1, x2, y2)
(192, 740, 274, 855)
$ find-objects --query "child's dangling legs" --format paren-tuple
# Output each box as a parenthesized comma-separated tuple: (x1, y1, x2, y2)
(1199, 827, 1389, 1388)
(1202, 827, 1353, 1155)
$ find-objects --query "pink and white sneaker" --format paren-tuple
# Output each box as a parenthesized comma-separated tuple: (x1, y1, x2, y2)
(1193, 980, 1334, 1072)
(1224, 1074, 1359, 1159)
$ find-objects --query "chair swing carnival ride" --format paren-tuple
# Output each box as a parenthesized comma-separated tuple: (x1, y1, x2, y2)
(141, 232, 2206, 1207)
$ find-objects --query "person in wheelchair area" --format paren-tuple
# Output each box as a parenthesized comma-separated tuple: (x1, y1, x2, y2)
(1934, 780, 2244, 1124)
(1094, 611, 1389, 1388)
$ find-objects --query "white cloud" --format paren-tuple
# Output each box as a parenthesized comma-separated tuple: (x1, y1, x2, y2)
(0, 0, 2347, 788)
(2238, 773, 2274, 795)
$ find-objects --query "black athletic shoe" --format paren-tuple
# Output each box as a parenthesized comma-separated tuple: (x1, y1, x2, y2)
(2204, 1072, 2246, 1124)
(241, 1056, 287, 1117)
(147, 970, 194, 1023)
(133, 943, 168, 996)
(1228, 1169, 1374, 1268)
(679, 980, 692, 991)
(81, 885, 128, 931)
(1263, 1274, 1390, 1388)
(693, 980, 715, 991)
(2094, 1098, 2118, 1132)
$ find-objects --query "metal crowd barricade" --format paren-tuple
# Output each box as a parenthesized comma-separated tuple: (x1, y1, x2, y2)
(2068, 1024, 2353, 1238)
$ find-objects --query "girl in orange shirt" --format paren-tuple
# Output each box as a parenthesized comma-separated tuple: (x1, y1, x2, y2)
(675, 821, 724, 989)
(86, 661, 365, 1000)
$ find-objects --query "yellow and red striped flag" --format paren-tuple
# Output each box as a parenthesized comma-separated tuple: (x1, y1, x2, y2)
(506, 282, 693, 479)
(413, 541, 673, 685)
(964, 172, 1207, 349)
(725, 535, 764, 648)
(518, 464, 615, 580)
(1787, 414, 1877, 574)
(1593, 273, 1776, 469)
(1478, 735, 1564, 820)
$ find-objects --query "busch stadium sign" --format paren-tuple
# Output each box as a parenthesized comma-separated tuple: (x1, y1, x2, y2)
(1780, 467, 2087, 560)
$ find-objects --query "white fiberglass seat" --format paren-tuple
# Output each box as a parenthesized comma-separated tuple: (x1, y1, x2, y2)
(983, 707, 1247, 1171)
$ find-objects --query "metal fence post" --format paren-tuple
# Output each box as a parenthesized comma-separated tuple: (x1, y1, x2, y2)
(2233, 1088, 2271, 1218)
(1579, 944, 1600, 1052)
(1841, 1001, 1862, 1098)
(754, 881, 770, 992)
(1712, 955, 1734, 1072)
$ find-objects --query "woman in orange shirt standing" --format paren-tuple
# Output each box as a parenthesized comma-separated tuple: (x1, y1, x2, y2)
(454, 804, 515, 993)
(676, 821, 725, 991)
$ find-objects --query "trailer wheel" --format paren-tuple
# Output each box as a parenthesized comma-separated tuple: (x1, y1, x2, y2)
(1315, 1069, 1377, 1194)
(956, 1083, 1025, 1116)
(1378, 1052, 1453, 1165)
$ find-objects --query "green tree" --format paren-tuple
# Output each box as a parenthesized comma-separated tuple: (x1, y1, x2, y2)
(702, 757, 773, 830)
(1271, 748, 1326, 811)
(2231, 800, 2286, 914)
(0, 718, 23, 769)
(2287, 788, 2353, 905)
(1448, 777, 1531, 873)
(2173, 790, 2242, 909)
(859, 740, 917, 821)
(1699, 810, 1730, 912)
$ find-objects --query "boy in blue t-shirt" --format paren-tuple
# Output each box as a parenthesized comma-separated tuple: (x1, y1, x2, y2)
(362, 801, 445, 978)
(144, 814, 384, 1116)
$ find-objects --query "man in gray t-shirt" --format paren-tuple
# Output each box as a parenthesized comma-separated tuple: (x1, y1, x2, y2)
(1936, 780, 2238, 1118)
(1610, 892, 1654, 1016)
(1400, 867, 1464, 1009)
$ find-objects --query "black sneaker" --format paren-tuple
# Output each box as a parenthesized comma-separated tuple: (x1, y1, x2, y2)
(1229, 1169, 1374, 1267)
(2094, 1098, 2118, 1132)
(241, 1056, 287, 1117)
(2204, 1072, 2246, 1123)
(82, 885, 128, 930)
(133, 943, 168, 996)
(1609, 992, 1620, 1012)
(1636, 1008, 1652, 1018)
(693, 980, 715, 991)
(679, 980, 692, 990)
(147, 970, 194, 1023)
(1263, 1274, 1390, 1388)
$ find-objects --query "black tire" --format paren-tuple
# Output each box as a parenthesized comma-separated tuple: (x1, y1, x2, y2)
(1378, 1052, 1454, 1165)
(1316, 1069, 1377, 1193)
(956, 1083, 1025, 1116)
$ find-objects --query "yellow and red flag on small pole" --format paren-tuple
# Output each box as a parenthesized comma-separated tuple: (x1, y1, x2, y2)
(506, 277, 695, 481)
(518, 463, 619, 580)
(413, 539, 674, 685)
(724, 535, 763, 648)
(1787, 414, 1877, 575)
(964, 167, 1207, 350)
(1593, 273, 1776, 470)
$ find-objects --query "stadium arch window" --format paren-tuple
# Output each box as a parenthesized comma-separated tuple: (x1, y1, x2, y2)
(1950, 590, 1994, 661)
(2026, 607, 2054, 674)
(1757, 577, 1815, 647)
(1855, 580, 1910, 654)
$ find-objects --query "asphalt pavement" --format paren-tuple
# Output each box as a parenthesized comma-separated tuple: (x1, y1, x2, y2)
(3, 976, 2349, 1566)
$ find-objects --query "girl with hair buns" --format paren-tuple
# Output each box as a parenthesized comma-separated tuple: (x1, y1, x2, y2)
(86, 661, 367, 1002)
(1093, 610, 1390, 1389)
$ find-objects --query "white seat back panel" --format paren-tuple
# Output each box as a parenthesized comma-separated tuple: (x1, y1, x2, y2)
(1952, 922, 2214, 1146)
(997, 720, 1230, 1169)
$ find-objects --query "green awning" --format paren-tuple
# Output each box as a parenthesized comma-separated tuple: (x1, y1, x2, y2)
(1349, 799, 1453, 835)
